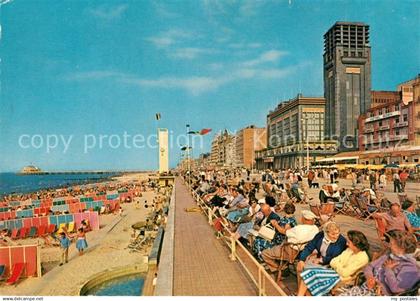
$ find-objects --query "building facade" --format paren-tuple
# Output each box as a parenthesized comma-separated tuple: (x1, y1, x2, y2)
(235, 126, 267, 169)
(255, 94, 338, 170)
(210, 130, 237, 168)
(371, 91, 400, 108)
(358, 75, 420, 154)
(324, 22, 371, 150)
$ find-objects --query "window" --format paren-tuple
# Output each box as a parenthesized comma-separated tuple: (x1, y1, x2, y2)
(403, 114, 408, 122)
(395, 117, 399, 123)
(379, 121, 382, 126)
(396, 130, 400, 135)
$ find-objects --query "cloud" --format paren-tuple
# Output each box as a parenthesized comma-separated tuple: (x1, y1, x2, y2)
(87, 4, 128, 20)
(64, 52, 299, 96)
(0, 0, 14, 7)
(241, 50, 288, 66)
(64, 71, 128, 81)
(122, 76, 227, 96)
(228, 42, 262, 49)
(239, 0, 264, 17)
(170, 47, 218, 60)
(153, 2, 180, 18)
(145, 29, 193, 48)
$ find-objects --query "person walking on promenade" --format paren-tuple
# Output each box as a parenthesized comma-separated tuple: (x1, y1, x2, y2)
(76, 228, 88, 256)
(379, 172, 387, 190)
(393, 171, 401, 193)
(399, 169, 409, 192)
(58, 232, 70, 266)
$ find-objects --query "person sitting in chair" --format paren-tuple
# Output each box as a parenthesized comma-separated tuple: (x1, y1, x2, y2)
(298, 230, 370, 296)
(340, 231, 419, 296)
(261, 210, 319, 278)
(296, 222, 347, 289)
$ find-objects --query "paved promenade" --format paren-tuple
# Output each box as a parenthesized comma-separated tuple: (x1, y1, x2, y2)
(173, 178, 256, 296)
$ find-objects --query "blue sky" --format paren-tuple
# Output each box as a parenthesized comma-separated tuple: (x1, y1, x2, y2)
(0, 0, 419, 171)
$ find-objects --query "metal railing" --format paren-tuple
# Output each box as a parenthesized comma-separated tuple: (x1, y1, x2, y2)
(184, 180, 287, 296)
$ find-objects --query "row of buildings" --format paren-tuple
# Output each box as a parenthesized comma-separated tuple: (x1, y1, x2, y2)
(179, 21, 420, 171)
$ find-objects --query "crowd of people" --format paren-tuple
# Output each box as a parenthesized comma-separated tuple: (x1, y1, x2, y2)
(184, 167, 419, 296)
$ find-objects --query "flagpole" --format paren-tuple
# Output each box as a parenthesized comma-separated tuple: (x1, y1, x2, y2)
(156, 113, 160, 174)
(186, 124, 191, 186)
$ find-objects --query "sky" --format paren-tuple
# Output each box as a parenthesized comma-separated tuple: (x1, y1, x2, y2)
(0, 0, 419, 172)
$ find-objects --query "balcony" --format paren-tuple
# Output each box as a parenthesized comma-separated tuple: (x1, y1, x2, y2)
(365, 111, 400, 123)
(379, 125, 390, 131)
(395, 121, 409, 128)
(389, 135, 408, 141)
(364, 127, 374, 133)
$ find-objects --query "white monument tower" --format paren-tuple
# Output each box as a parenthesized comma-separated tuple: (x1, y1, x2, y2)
(158, 128, 169, 173)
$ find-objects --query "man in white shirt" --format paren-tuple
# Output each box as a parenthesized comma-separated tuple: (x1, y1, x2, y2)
(261, 210, 319, 275)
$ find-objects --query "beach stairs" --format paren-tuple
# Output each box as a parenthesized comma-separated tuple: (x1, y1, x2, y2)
(5, 263, 25, 286)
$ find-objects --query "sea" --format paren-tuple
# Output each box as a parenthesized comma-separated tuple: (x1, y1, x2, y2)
(0, 172, 120, 196)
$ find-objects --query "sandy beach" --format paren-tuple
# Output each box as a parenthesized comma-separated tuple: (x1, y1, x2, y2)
(0, 173, 158, 296)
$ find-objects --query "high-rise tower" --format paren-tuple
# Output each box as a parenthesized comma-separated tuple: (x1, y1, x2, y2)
(324, 22, 371, 149)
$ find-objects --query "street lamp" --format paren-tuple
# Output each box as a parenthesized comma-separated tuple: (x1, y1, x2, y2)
(302, 114, 314, 172)
(186, 124, 191, 186)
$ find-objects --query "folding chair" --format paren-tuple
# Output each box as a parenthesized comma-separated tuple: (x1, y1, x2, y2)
(19, 228, 28, 239)
(275, 240, 309, 283)
(310, 202, 335, 225)
(37, 225, 47, 237)
(356, 198, 378, 221)
(373, 216, 386, 247)
(10, 228, 19, 240)
(6, 263, 25, 286)
(28, 226, 37, 238)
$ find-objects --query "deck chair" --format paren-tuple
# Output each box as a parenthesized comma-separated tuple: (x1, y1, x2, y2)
(18, 228, 28, 239)
(10, 228, 19, 240)
(28, 226, 37, 238)
(0, 265, 6, 281)
(275, 240, 310, 283)
(310, 202, 335, 225)
(67, 222, 75, 233)
(355, 198, 378, 221)
(6, 263, 25, 286)
(56, 223, 67, 234)
(331, 269, 364, 295)
(37, 225, 47, 237)
(373, 216, 386, 247)
(47, 224, 56, 234)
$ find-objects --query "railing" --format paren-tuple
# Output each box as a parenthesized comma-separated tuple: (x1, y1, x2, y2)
(155, 186, 176, 296)
(395, 121, 409, 128)
(184, 180, 287, 296)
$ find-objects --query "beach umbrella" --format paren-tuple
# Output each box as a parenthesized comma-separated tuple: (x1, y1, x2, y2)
(384, 163, 399, 168)
(367, 164, 385, 170)
(354, 164, 368, 169)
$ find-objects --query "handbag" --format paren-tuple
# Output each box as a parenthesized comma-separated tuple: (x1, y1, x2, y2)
(258, 224, 275, 241)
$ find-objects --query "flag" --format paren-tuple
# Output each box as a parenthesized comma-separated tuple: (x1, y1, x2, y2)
(181, 146, 192, 151)
(156, 113, 161, 120)
(188, 128, 212, 135)
(199, 128, 212, 135)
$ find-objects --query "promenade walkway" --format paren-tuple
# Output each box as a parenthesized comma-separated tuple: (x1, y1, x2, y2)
(173, 178, 256, 296)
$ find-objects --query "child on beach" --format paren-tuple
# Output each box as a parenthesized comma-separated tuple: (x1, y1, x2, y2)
(58, 232, 71, 266)
(76, 228, 88, 256)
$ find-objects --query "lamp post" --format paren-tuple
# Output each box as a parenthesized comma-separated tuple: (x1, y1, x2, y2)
(302, 114, 313, 172)
(186, 124, 191, 186)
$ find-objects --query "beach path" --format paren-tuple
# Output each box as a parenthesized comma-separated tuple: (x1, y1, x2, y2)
(173, 178, 256, 296)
